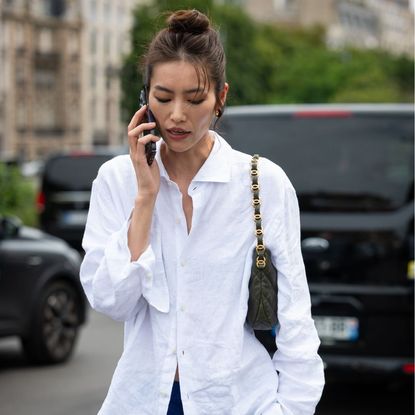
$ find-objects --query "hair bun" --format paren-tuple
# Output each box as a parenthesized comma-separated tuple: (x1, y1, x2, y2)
(167, 9, 210, 35)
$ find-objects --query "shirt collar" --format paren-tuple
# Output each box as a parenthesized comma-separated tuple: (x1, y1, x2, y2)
(155, 131, 232, 183)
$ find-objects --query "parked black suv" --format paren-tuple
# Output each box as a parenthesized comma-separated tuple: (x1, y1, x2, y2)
(220, 104, 414, 382)
(38, 150, 121, 250)
(0, 215, 87, 364)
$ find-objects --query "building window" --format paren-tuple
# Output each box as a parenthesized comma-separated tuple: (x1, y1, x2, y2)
(6, 0, 25, 11)
(15, 65, 25, 84)
(90, 64, 96, 88)
(90, 0, 97, 20)
(118, 5, 124, 22)
(15, 23, 25, 49)
(70, 67, 80, 88)
(34, 68, 58, 129)
(90, 97, 97, 123)
(104, 31, 111, 56)
(16, 97, 27, 129)
(104, 0, 111, 22)
(90, 30, 97, 55)
(116, 34, 122, 55)
(49, 0, 66, 18)
(68, 96, 80, 128)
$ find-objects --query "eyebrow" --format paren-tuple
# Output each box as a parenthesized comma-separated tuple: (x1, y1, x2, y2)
(153, 85, 205, 94)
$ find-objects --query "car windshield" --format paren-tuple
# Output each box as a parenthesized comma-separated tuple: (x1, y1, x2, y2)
(44, 155, 114, 190)
(220, 112, 414, 211)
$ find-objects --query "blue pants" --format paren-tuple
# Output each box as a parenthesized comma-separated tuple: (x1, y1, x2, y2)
(167, 381, 184, 415)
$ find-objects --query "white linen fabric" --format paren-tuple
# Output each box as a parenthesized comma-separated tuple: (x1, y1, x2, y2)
(80, 133, 325, 415)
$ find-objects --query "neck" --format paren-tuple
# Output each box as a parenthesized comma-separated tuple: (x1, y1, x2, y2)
(161, 132, 214, 183)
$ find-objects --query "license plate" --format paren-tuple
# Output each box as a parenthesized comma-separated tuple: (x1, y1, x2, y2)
(61, 211, 88, 226)
(314, 316, 359, 342)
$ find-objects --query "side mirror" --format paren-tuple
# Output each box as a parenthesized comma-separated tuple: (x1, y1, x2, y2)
(0, 216, 22, 239)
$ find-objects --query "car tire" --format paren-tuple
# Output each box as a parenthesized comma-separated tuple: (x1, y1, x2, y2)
(21, 280, 82, 364)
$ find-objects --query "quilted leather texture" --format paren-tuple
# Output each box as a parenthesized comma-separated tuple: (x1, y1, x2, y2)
(247, 249, 278, 330)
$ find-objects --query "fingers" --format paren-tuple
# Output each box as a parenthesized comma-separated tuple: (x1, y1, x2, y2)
(128, 122, 157, 156)
(127, 105, 156, 157)
(128, 106, 147, 132)
(130, 133, 161, 166)
(136, 133, 161, 148)
(128, 107, 162, 168)
(128, 122, 156, 140)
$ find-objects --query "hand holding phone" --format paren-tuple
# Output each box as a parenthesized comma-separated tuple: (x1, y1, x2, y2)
(139, 88, 158, 166)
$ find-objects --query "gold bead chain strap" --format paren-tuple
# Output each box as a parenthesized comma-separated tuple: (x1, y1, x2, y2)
(251, 154, 266, 269)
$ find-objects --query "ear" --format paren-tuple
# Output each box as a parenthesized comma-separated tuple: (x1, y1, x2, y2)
(218, 82, 229, 108)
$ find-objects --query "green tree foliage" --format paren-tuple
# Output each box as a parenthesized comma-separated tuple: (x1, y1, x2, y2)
(0, 164, 37, 226)
(121, 0, 414, 119)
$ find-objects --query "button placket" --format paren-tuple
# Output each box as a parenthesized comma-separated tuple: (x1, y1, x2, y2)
(171, 181, 195, 394)
(160, 182, 186, 397)
(176, 255, 188, 385)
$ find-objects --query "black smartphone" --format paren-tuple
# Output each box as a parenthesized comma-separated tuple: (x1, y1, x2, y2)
(139, 87, 158, 165)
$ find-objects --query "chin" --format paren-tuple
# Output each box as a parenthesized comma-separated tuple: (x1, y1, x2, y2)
(163, 139, 192, 153)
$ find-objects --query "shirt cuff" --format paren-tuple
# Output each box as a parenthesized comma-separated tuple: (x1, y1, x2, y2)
(103, 215, 169, 313)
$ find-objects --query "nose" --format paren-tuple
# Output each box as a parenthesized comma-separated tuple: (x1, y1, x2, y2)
(170, 100, 186, 123)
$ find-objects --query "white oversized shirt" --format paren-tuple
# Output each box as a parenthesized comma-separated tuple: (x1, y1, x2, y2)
(80, 133, 324, 415)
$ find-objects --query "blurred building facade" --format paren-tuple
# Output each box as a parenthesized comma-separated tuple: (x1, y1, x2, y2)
(0, 0, 143, 161)
(0, 0, 83, 161)
(239, 0, 414, 57)
(81, 0, 142, 149)
(365, 0, 414, 56)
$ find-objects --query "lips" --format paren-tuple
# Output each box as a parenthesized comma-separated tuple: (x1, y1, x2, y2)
(167, 128, 191, 135)
(166, 127, 191, 140)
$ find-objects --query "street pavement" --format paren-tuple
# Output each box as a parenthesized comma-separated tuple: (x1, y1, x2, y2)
(0, 309, 412, 415)
(0, 309, 123, 415)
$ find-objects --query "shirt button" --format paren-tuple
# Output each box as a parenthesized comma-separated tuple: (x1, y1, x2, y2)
(175, 218, 180, 224)
(180, 305, 185, 312)
(180, 261, 185, 267)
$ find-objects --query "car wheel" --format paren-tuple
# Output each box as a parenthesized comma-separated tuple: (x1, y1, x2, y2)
(22, 280, 81, 364)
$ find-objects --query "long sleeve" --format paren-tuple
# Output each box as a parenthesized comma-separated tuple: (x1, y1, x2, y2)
(80, 164, 169, 322)
(269, 175, 325, 415)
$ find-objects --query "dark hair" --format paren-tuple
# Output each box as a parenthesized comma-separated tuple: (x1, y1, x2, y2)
(141, 9, 226, 116)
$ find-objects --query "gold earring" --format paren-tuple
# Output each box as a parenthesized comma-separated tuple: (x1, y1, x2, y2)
(215, 108, 222, 117)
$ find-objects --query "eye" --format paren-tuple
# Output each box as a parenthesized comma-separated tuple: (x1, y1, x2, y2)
(189, 98, 205, 105)
(155, 97, 170, 103)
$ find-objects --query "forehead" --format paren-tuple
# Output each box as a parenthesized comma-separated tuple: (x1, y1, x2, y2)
(151, 60, 210, 92)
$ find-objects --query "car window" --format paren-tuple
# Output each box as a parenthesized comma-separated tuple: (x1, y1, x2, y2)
(219, 113, 414, 211)
(44, 155, 114, 190)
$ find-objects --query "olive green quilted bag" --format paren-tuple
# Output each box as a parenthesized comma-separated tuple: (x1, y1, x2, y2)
(246, 154, 279, 331)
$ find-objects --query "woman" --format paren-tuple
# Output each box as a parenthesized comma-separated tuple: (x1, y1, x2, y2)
(80, 9, 324, 415)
